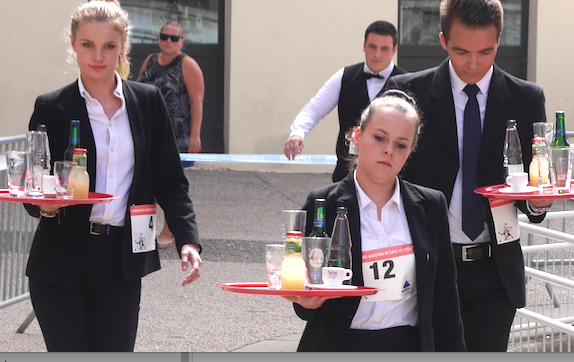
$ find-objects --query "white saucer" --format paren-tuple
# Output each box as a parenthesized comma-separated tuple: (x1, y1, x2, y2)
(308, 284, 357, 290)
(498, 186, 539, 194)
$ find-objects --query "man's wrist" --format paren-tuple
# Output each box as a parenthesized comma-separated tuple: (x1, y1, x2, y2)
(39, 208, 59, 218)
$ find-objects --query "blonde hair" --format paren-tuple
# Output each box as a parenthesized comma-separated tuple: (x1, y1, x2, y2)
(69, 0, 132, 79)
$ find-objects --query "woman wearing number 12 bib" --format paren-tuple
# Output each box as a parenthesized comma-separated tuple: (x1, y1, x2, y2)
(283, 90, 465, 352)
(23, 0, 202, 352)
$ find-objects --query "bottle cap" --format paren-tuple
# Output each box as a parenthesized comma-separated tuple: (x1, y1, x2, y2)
(37, 124, 47, 132)
(506, 119, 517, 127)
(336, 206, 348, 214)
(286, 231, 303, 238)
(73, 148, 87, 154)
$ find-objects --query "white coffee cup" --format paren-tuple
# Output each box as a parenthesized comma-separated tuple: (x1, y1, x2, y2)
(42, 175, 56, 196)
(505, 171, 528, 192)
(322, 267, 353, 287)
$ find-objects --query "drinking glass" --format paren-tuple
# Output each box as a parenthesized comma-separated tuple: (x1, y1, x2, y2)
(281, 209, 306, 240)
(549, 147, 573, 194)
(533, 122, 554, 146)
(301, 237, 331, 285)
(5, 151, 28, 197)
(54, 161, 75, 199)
(26, 131, 46, 198)
(265, 244, 286, 289)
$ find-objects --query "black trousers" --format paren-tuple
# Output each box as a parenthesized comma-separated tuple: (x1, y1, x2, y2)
(29, 231, 142, 352)
(343, 326, 420, 352)
(455, 257, 516, 352)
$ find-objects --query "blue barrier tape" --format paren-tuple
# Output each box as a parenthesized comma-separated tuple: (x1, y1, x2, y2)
(180, 153, 337, 165)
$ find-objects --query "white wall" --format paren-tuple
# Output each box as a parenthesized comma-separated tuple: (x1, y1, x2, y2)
(227, 0, 398, 156)
(0, 0, 85, 137)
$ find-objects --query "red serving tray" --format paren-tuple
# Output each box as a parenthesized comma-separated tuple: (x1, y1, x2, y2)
(475, 184, 574, 200)
(216, 282, 380, 297)
(0, 190, 119, 205)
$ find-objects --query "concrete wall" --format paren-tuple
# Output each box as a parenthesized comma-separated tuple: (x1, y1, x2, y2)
(0, 0, 85, 137)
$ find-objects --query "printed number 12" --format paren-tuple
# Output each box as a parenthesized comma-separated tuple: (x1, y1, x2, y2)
(369, 260, 396, 280)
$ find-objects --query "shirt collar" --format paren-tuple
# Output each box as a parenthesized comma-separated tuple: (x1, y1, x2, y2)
(353, 170, 402, 212)
(363, 61, 395, 79)
(78, 71, 126, 108)
(448, 60, 493, 97)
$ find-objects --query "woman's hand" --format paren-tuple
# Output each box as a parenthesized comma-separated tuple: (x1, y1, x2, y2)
(281, 295, 340, 309)
(30, 202, 64, 214)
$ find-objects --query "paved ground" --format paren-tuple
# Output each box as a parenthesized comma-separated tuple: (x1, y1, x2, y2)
(0, 167, 332, 352)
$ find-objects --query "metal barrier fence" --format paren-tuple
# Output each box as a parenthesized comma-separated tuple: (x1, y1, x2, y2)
(0, 134, 37, 332)
(508, 202, 574, 351)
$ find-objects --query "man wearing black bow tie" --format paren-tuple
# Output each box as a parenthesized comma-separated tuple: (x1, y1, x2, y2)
(284, 20, 407, 182)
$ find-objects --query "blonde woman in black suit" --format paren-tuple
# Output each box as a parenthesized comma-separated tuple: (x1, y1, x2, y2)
(284, 91, 465, 352)
(24, 0, 202, 352)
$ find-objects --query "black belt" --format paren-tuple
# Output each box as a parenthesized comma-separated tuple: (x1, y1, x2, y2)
(452, 243, 491, 262)
(89, 222, 122, 236)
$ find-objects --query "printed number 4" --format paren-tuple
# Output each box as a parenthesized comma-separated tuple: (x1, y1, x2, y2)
(149, 215, 153, 230)
(369, 260, 396, 280)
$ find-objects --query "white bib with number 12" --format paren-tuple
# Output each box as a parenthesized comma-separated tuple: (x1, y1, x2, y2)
(361, 244, 416, 302)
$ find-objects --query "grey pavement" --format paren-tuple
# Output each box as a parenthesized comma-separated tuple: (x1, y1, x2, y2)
(0, 167, 332, 352)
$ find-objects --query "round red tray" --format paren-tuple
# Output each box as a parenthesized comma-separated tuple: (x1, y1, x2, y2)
(0, 190, 118, 205)
(475, 184, 574, 200)
(216, 282, 380, 297)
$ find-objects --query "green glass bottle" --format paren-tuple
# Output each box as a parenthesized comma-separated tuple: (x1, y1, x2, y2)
(309, 199, 328, 237)
(551, 111, 570, 147)
(64, 120, 80, 161)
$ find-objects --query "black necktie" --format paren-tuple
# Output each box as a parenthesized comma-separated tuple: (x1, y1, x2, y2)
(364, 72, 384, 80)
(462, 84, 484, 241)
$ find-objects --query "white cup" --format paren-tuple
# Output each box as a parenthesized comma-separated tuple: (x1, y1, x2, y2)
(42, 175, 56, 196)
(505, 171, 528, 192)
(322, 267, 353, 287)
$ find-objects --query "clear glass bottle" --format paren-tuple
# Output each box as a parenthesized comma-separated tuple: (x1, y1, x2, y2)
(328, 207, 352, 278)
(503, 119, 524, 184)
(36, 124, 51, 175)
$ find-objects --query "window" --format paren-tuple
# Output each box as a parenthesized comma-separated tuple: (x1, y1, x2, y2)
(122, 0, 220, 44)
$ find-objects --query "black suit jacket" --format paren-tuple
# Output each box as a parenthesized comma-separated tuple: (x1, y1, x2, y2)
(386, 59, 547, 307)
(24, 80, 200, 289)
(294, 174, 465, 352)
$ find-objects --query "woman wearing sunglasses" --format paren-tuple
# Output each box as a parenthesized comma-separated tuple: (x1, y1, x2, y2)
(138, 20, 204, 249)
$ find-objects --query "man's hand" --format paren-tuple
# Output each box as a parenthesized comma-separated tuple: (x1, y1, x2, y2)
(181, 243, 202, 287)
(284, 136, 304, 160)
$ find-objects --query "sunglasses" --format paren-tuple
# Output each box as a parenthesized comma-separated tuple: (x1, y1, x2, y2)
(159, 33, 182, 42)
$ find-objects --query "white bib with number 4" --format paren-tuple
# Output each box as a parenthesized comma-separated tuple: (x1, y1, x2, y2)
(361, 244, 416, 302)
(130, 204, 157, 253)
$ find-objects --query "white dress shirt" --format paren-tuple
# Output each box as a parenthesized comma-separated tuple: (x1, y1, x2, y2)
(78, 72, 135, 227)
(350, 171, 418, 330)
(288, 62, 396, 140)
(447, 61, 493, 245)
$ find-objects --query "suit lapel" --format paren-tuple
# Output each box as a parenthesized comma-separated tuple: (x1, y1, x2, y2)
(399, 180, 430, 301)
(336, 174, 364, 286)
(480, 64, 512, 170)
(425, 60, 459, 163)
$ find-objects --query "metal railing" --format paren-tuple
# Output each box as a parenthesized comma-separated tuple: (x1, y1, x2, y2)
(508, 202, 574, 351)
(0, 134, 38, 333)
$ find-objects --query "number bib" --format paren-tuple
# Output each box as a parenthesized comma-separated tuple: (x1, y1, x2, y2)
(129, 204, 157, 253)
(361, 244, 416, 301)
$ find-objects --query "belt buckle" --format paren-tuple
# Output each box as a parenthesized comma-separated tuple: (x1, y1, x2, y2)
(89, 222, 100, 236)
(462, 244, 479, 262)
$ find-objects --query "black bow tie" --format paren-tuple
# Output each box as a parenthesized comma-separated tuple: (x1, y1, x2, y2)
(364, 72, 384, 80)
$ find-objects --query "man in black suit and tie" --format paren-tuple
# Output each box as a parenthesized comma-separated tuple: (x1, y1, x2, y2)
(386, 0, 553, 352)
(284, 20, 407, 182)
